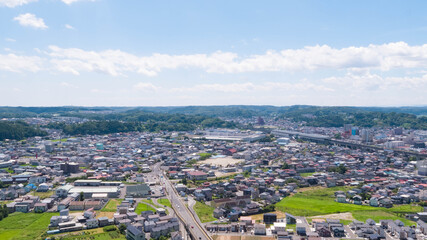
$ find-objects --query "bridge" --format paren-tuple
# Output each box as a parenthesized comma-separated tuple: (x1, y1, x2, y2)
(272, 129, 427, 160)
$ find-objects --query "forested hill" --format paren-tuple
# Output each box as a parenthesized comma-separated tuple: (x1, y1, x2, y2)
(0, 121, 47, 141)
(283, 109, 427, 129)
(0, 106, 426, 132)
(46, 114, 237, 136)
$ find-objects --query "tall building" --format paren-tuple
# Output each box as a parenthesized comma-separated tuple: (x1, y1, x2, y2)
(360, 129, 373, 143)
(257, 117, 265, 125)
(95, 143, 104, 150)
(45, 143, 54, 153)
(344, 124, 353, 133)
(417, 160, 427, 176)
(60, 162, 79, 174)
(351, 127, 358, 136)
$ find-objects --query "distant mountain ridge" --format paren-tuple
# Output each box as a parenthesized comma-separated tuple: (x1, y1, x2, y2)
(0, 105, 426, 118)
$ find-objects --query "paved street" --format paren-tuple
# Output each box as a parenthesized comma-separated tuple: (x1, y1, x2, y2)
(156, 163, 211, 240)
(344, 225, 358, 239)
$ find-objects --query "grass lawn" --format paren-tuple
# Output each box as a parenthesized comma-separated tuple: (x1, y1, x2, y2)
(30, 190, 54, 200)
(141, 199, 163, 208)
(158, 198, 172, 208)
(194, 201, 217, 223)
(300, 172, 318, 177)
(0, 168, 13, 174)
(101, 199, 123, 212)
(0, 212, 58, 240)
(135, 202, 157, 214)
(51, 138, 68, 142)
(141, 199, 156, 206)
(275, 186, 421, 225)
(286, 223, 296, 231)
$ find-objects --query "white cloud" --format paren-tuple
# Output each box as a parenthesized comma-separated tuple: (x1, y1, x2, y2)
(60, 82, 78, 88)
(45, 42, 427, 77)
(171, 82, 334, 93)
(13, 13, 48, 29)
(133, 82, 158, 91)
(0, 0, 37, 8)
(323, 72, 427, 90)
(0, 42, 426, 98)
(0, 53, 43, 72)
(5, 38, 16, 42)
(65, 24, 75, 30)
(61, 0, 96, 5)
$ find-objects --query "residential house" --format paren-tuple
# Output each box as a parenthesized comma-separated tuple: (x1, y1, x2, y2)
(254, 224, 266, 235)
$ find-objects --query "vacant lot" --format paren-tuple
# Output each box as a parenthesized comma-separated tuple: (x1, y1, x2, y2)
(194, 201, 217, 223)
(158, 198, 171, 208)
(275, 186, 422, 225)
(135, 202, 156, 214)
(0, 212, 58, 240)
(29, 191, 54, 200)
(300, 172, 318, 177)
(197, 156, 243, 167)
(310, 212, 354, 221)
(101, 199, 123, 212)
(97, 211, 115, 218)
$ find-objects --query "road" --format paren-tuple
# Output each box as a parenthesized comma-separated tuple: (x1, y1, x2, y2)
(154, 163, 211, 240)
(344, 225, 358, 239)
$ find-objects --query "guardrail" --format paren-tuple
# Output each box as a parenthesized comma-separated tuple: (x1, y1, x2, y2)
(163, 172, 212, 240)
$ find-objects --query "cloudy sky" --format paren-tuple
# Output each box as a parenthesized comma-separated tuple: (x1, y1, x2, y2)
(1, 0, 427, 106)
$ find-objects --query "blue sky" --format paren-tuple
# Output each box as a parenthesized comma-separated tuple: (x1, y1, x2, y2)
(1, 0, 427, 106)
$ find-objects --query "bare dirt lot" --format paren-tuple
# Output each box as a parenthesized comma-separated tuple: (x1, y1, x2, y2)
(96, 211, 115, 218)
(248, 211, 287, 221)
(197, 156, 243, 167)
(310, 212, 355, 221)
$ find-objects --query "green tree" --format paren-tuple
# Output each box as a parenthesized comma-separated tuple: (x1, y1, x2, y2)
(281, 163, 290, 169)
(118, 223, 127, 234)
(79, 192, 84, 201)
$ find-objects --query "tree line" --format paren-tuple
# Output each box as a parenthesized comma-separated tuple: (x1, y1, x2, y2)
(0, 121, 47, 141)
(46, 113, 238, 136)
(284, 108, 427, 130)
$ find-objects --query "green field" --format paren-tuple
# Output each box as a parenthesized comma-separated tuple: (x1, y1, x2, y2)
(101, 199, 123, 212)
(51, 138, 68, 142)
(30, 191, 54, 200)
(141, 199, 160, 207)
(275, 187, 422, 225)
(135, 202, 157, 214)
(0, 212, 58, 240)
(0, 168, 13, 174)
(300, 172, 318, 177)
(158, 198, 172, 208)
(193, 201, 217, 223)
